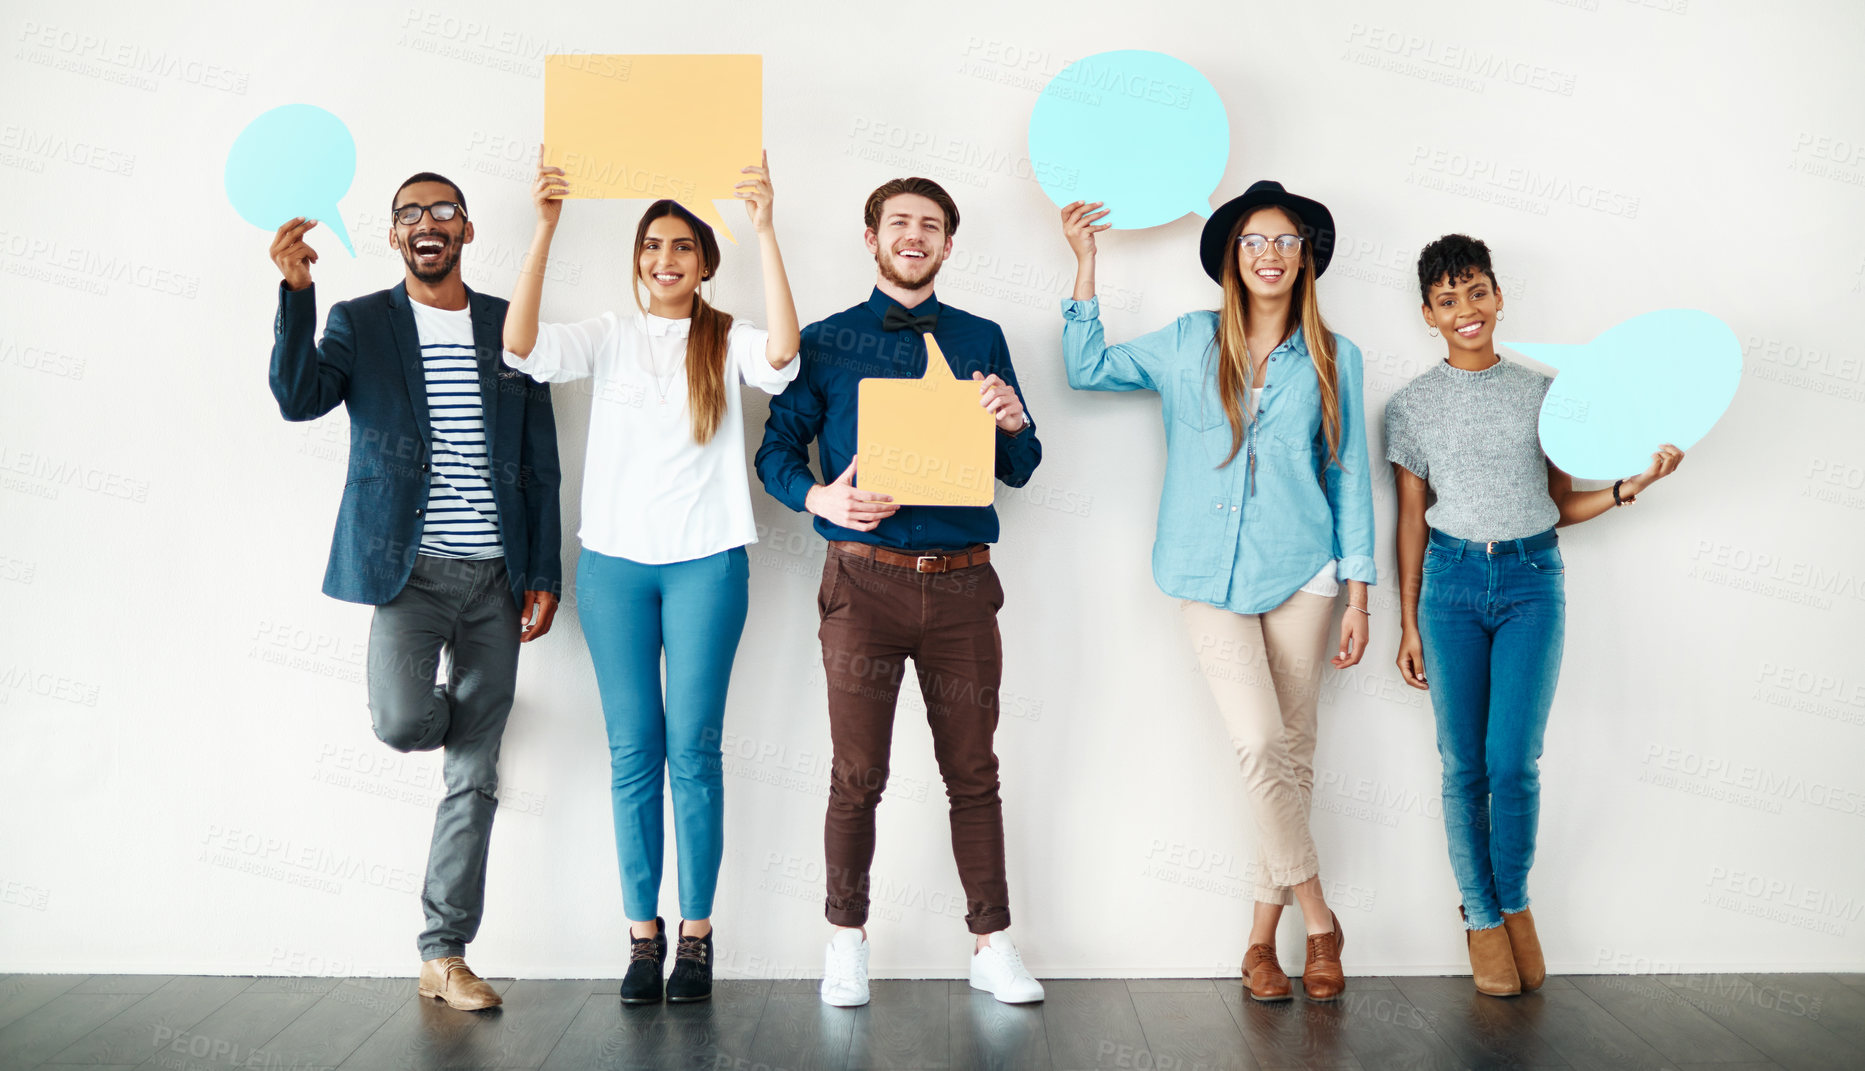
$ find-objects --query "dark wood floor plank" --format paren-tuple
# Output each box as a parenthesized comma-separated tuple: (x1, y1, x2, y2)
(615, 985, 768, 1071)
(1740, 973, 1865, 1052)
(328, 977, 515, 1069)
(46, 976, 254, 1065)
(738, 988, 855, 1071)
(253, 976, 412, 1069)
(536, 993, 664, 1071)
(1652, 974, 1864, 1071)
(1214, 979, 1364, 1069)
(846, 979, 949, 1069)
(0, 992, 146, 1068)
(1568, 975, 1765, 1065)
(948, 986, 1050, 1071)
(0, 975, 86, 1031)
(243, 976, 341, 996)
(1297, 983, 1453, 1071)
(68, 979, 175, 996)
(1392, 975, 1571, 1068)
(1130, 986, 1260, 1071)
(129, 986, 334, 1071)
(1039, 979, 1148, 1070)
(1526, 986, 1681, 1071)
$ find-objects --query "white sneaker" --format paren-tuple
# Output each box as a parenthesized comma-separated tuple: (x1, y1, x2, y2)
(820, 928, 870, 1007)
(970, 932, 1044, 1003)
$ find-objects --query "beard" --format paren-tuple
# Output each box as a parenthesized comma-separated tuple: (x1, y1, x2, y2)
(875, 242, 943, 290)
(400, 233, 461, 283)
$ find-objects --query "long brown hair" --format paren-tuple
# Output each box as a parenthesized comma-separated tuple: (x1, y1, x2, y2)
(1212, 213, 1341, 472)
(632, 200, 734, 444)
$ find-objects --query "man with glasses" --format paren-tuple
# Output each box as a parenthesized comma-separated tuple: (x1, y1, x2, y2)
(267, 173, 562, 1010)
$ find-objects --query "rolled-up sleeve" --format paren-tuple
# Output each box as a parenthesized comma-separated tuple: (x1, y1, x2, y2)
(1061, 296, 1173, 393)
(504, 312, 610, 383)
(731, 321, 800, 395)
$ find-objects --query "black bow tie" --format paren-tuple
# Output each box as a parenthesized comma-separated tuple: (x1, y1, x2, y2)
(880, 304, 938, 334)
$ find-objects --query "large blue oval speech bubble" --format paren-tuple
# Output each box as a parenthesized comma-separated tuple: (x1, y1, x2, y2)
(1027, 50, 1228, 229)
(225, 104, 357, 256)
(1507, 309, 1741, 480)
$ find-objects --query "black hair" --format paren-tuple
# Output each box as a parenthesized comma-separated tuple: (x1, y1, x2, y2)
(392, 172, 467, 219)
(1416, 233, 1495, 303)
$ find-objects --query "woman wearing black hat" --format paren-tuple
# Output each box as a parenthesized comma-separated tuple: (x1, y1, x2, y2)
(1058, 182, 1377, 1002)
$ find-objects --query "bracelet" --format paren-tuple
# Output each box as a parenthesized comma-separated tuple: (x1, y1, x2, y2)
(1346, 604, 1370, 617)
(1613, 479, 1637, 506)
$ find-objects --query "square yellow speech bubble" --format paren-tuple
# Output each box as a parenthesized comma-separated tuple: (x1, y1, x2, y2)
(544, 54, 761, 243)
(857, 335, 996, 507)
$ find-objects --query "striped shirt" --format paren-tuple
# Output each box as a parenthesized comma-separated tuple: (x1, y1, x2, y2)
(408, 299, 504, 559)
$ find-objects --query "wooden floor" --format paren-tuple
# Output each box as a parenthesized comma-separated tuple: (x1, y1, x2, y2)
(2, 972, 1861, 1070)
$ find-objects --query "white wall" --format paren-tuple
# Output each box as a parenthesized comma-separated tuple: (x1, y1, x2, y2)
(3, 0, 1862, 978)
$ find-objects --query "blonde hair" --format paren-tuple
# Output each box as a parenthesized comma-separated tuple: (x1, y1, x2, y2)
(1212, 217, 1341, 473)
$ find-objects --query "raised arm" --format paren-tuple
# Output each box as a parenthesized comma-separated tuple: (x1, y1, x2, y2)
(736, 151, 800, 370)
(268, 217, 354, 421)
(1548, 446, 1685, 526)
(504, 145, 566, 360)
(1056, 199, 1167, 393)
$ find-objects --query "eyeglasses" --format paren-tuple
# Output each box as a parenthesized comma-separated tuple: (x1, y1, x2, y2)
(393, 201, 465, 226)
(1237, 233, 1303, 258)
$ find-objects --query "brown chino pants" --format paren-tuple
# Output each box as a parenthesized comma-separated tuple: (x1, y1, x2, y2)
(817, 543, 1011, 935)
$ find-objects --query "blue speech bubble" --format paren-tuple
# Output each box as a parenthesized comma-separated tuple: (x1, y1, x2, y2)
(1506, 309, 1740, 480)
(225, 104, 356, 256)
(1027, 50, 1229, 229)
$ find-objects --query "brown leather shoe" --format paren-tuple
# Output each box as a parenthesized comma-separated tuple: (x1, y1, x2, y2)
(1242, 943, 1292, 1002)
(418, 956, 502, 1011)
(1466, 923, 1522, 997)
(1300, 912, 1346, 1002)
(1501, 908, 1545, 991)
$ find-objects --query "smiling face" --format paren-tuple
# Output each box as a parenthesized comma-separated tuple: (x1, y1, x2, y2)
(866, 192, 952, 291)
(1423, 268, 1503, 352)
(1233, 206, 1302, 300)
(637, 214, 706, 312)
(390, 180, 472, 284)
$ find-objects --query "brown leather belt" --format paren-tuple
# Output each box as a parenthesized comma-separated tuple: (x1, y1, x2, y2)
(828, 540, 991, 574)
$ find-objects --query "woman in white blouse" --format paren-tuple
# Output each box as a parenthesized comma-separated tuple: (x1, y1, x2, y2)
(503, 149, 800, 1006)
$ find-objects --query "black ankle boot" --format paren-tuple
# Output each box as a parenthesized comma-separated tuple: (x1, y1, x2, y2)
(665, 923, 713, 1003)
(619, 917, 666, 1004)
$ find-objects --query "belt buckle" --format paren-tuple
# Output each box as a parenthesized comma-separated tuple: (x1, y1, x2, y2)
(1485, 540, 1498, 555)
(916, 554, 943, 574)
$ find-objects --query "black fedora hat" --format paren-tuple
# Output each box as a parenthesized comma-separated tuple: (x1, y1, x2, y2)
(1198, 180, 1337, 285)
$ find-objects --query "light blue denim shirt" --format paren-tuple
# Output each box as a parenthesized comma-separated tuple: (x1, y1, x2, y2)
(1062, 296, 1378, 612)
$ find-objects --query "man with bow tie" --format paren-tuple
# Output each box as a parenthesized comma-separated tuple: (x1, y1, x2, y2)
(755, 177, 1046, 1008)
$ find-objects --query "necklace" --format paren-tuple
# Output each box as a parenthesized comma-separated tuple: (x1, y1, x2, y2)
(641, 316, 682, 407)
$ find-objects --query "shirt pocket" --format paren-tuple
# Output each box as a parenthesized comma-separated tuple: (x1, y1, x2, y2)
(1174, 369, 1229, 432)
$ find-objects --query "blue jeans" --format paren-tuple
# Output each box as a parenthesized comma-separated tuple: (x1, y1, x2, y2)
(576, 545, 749, 922)
(1418, 528, 1565, 931)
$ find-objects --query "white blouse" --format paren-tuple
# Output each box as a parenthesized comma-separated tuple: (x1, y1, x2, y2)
(503, 310, 799, 565)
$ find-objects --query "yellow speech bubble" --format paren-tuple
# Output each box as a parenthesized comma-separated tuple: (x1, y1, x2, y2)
(544, 53, 761, 243)
(856, 335, 996, 507)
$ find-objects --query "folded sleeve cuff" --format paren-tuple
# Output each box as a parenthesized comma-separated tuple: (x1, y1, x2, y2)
(1338, 555, 1378, 586)
(1061, 295, 1100, 320)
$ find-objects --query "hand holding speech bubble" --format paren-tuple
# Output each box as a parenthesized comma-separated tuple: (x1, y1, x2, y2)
(1027, 50, 1229, 229)
(225, 104, 356, 256)
(1506, 309, 1740, 480)
(857, 335, 996, 507)
(544, 54, 761, 244)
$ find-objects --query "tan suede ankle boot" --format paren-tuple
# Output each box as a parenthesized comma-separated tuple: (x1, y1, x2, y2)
(1501, 908, 1545, 991)
(1466, 922, 1521, 997)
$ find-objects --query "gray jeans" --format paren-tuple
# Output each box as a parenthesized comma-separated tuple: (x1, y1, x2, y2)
(367, 553, 521, 960)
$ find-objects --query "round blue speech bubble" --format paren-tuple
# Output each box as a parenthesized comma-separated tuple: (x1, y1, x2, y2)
(225, 104, 356, 256)
(1508, 309, 1741, 480)
(1027, 50, 1229, 229)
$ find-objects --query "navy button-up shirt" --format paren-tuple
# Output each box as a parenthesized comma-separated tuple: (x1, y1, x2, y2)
(756, 288, 1042, 550)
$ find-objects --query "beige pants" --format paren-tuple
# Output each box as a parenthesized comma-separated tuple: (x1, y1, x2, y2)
(1181, 592, 1335, 904)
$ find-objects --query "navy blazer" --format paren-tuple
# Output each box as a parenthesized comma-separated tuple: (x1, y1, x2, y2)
(269, 280, 562, 609)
